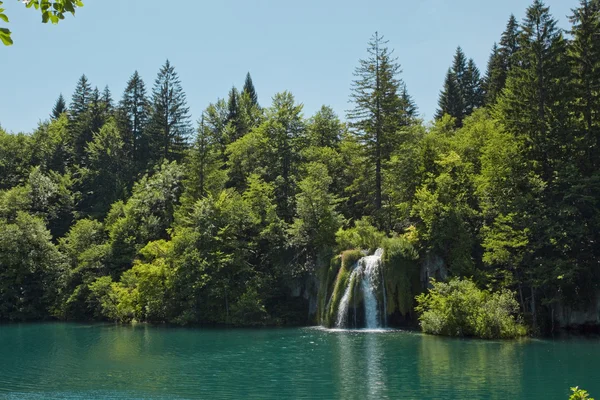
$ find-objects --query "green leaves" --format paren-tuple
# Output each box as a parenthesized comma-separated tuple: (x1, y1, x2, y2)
(0, 2, 11, 46)
(1, 0, 84, 46)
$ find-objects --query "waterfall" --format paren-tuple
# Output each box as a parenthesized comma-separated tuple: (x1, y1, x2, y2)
(334, 248, 386, 329)
(336, 269, 358, 328)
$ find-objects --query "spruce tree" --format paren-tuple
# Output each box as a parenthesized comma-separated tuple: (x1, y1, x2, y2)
(569, 0, 600, 169)
(347, 32, 406, 211)
(70, 74, 92, 119)
(500, 14, 520, 70)
(436, 69, 464, 124)
(484, 43, 506, 104)
(400, 84, 418, 120)
(485, 15, 521, 105)
(101, 85, 114, 113)
(243, 72, 259, 107)
(119, 71, 150, 170)
(497, 0, 571, 178)
(464, 59, 484, 115)
(51, 94, 67, 120)
(436, 47, 483, 124)
(148, 60, 193, 162)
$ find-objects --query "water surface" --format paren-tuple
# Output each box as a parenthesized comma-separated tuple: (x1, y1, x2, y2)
(0, 323, 598, 399)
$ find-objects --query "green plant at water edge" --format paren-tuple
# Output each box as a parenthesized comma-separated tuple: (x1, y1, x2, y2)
(570, 387, 595, 400)
(415, 277, 526, 339)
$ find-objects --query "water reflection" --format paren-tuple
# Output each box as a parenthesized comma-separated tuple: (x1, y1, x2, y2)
(417, 334, 524, 399)
(333, 330, 388, 399)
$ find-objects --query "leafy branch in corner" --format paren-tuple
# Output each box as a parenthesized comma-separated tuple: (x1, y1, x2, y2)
(0, 0, 84, 46)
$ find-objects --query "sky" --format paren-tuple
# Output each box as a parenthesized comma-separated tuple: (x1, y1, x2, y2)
(0, 0, 575, 134)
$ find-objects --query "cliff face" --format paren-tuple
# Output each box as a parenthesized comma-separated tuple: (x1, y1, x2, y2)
(556, 293, 600, 330)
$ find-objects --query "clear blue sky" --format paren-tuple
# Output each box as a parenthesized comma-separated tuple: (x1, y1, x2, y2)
(0, 0, 574, 133)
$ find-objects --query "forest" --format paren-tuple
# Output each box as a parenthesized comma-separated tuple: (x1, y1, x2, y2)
(1, 0, 599, 336)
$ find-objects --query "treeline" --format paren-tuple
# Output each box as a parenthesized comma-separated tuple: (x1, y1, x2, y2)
(0, 0, 599, 331)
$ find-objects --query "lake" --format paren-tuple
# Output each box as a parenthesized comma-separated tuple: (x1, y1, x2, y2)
(0, 323, 598, 399)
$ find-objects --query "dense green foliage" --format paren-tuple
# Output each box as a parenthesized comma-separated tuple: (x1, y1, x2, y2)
(415, 278, 527, 338)
(1, 0, 599, 333)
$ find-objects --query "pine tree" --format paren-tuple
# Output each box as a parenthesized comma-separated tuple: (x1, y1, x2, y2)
(347, 32, 406, 211)
(497, 0, 571, 178)
(51, 94, 67, 120)
(89, 87, 105, 135)
(243, 72, 259, 107)
(569, 0, 600, 169)
(437, 47, 484, 125)
(464, 59, 484, 115)
(400, 84, 418, 119)
(226, 87, 244, 142)
(452, 47, 468, 92)
(148, 60, 193, 162)
(436, 69, 464, 124)
(70, 74, 92, 119)
(101, 85, 113, 113)
(119, 71, 150, 170)
(500, 14, 520, 70)
(485, 15, 521, 105)
(484, 43, 506, 104)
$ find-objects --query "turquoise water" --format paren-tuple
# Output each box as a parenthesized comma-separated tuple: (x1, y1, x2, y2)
(0, 323, 598, 399)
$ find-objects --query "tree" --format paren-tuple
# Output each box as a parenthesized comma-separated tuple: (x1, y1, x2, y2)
(0, 212, 63, 320)
(436, 68, 464, 123)
(464, 59, 484, 114)
(118, 71, 150, 170)
(569, 0, 600, 170)
(78, 119, 131, 218)
(243, 72, 259, 107)
(485, 15, 521, 105)
(148, 60, 193, 163)
(70, 74, 92, 120)
(51, 94, 67, 120)
(0, 0, 84, 46)
(437, 47, 483, 124)
(347, 32, 407, 211)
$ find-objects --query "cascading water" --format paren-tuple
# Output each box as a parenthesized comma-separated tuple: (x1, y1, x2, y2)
(334, 248, 386, 329)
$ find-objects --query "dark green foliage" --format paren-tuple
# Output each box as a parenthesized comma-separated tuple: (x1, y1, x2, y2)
(51, 93, 67, 120)
(0, 213, 64, 321)
(436, 69, 464, 124)
(148, 60, 193, 163)
(70, 74, 92, 119)
(117, 71, 150, 174)
(348, 32, 410, 212)
(437, 47, 484, 125)
(243, 72, 259, 107)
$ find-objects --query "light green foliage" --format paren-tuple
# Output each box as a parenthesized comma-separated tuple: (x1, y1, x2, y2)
(0, 212, 64, 320)
(570, 387, 595, 400)
(416, 278, 526, 339)
(106, 161, 184, 272)
(336, 217, 385, 252)
(290, 162, 343, 274)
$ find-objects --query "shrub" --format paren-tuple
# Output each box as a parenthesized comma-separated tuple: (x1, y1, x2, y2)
(570, 387, 594, 400)
(415, 277, 526, 339)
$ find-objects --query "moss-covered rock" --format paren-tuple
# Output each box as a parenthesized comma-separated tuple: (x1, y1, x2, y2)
(383, 237, 421, 324)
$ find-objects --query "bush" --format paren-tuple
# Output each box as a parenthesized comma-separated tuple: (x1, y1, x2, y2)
(570, 387, 594, 400)
(336, 217, 385, 252)
(415, 277, 526, 339)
